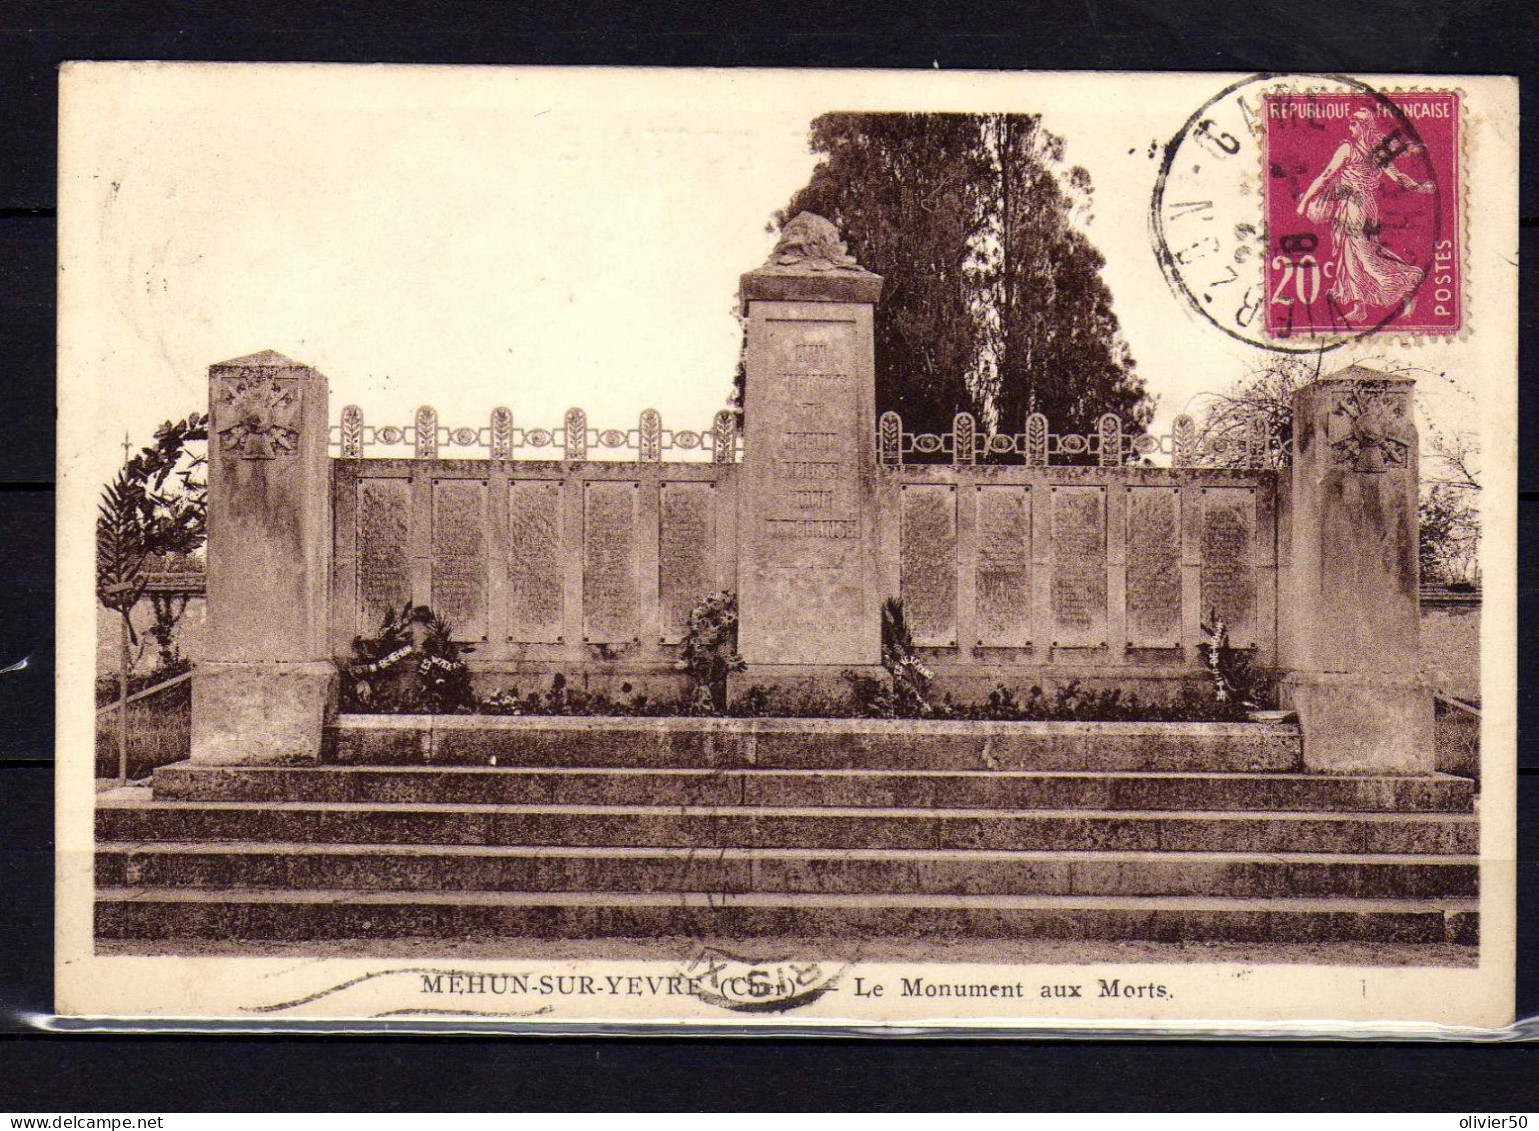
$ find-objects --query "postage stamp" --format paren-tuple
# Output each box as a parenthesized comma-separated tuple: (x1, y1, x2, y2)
(1261, 90, 1462, 338)
(1150, 75, 1467, 354)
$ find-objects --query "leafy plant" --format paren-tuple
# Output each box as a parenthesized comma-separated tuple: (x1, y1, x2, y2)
(841, 670, 904, 719)
(1420, 481, 1481, 587)
(95, 414, 210, 635)
(730, 684, 777, 718)
(342, 602, 477, 714)
(96, 413, 209, 782)
(96, 475, 153, 636)
(346, 598, 1263, 725)
(675, 591, 746, 714)
(482, 676, 669, 718)
(982, 682, 1026, 719)
(128, 414, 210, 554)
(752, 675, 1249, 722)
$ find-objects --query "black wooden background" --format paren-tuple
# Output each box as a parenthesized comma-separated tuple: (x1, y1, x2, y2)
(1, 0, 1535, 1110)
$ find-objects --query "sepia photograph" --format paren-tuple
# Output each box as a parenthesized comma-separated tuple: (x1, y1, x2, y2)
(53, 65, 1517, 1029)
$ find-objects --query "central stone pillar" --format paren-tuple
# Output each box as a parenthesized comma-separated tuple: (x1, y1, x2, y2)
(734, 214, 884, 694)
(1280, 367, 1432, 773)
(191, 350, 336, 764)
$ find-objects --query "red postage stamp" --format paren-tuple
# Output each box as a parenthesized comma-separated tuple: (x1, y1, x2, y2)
(1263, 90, 1461, 338)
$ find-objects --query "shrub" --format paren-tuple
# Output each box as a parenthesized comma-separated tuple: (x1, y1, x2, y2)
(482, 676, 681, 718)
(841, 669, 903, 719)
(337, 599, 1264, 725)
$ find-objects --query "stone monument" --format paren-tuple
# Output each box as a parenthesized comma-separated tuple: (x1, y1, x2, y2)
(1280, 367, 1432, 772)
(190, 350, 335, 763)
(734, 213, 884, 690)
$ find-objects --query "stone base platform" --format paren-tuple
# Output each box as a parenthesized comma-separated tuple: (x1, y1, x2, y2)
(323, 715, 1305, 772)
(95, 715, 1477, 950)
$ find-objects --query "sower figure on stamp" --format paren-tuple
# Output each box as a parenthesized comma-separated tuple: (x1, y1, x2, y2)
(1295, 106, 1435, 323)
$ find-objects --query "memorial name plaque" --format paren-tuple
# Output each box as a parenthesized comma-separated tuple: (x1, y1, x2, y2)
(739, 304, 877, 667)
(357, 477, 411, 632)
(431, 480, 488, 641)
(506, 480, 563, 643)
(583, 481, 639, 643)
(659, 482, 715, 643)
(976, 485, 1031, 648)
(1050, 485, 1108, 647)
(1200, 486, 1256, 647)
(1125, 486, 1181, 648)
(900, 484, 957, 647)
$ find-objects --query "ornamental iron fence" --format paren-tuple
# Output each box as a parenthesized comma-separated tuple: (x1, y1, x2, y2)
(877, 410, 1281, 469)
(331, 405, 742, 463)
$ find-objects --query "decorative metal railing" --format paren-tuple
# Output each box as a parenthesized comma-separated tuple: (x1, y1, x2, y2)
(330, 405, 742, 463)
(330, 405, 1274, 468)
(876, 411, 1280, 468)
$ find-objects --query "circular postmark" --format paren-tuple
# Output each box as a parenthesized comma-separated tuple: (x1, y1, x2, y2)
(681, 947, 843, 1014)
(1151, 73, 1454, 352)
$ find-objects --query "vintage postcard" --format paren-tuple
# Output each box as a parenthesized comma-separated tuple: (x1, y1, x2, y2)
(54, 66, 1517, 1031)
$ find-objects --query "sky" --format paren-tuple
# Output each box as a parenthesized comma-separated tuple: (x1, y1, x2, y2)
(58, 66, 1499, 492)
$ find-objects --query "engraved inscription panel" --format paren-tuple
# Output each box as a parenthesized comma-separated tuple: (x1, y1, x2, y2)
(659, 483, 715, 643)
(1051, 486, 1107, 647)
(431, 480, 487, 641)
(357, 478, 411, 634)
(1125, 486, 1181, 647)
(1201, 487, 1256, 647)
(765, 321, 856, 548)
(507, 481, 562, 643)
(583, 481, 638, 643)
(740, 312, 874, 665)
(900, 485, 957, 647)
(976, 486, 1031, 647)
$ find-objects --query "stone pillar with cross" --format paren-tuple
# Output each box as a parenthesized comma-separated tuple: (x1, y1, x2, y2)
(191, 350, 336, 763)
(1280, 366, 1432, 773)
(732, 213, 885, 695)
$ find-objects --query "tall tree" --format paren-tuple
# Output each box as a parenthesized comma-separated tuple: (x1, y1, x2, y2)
(980, 116, 1148, 436)
(771, 112, 1150, 443)
(775, 113, 987, 438)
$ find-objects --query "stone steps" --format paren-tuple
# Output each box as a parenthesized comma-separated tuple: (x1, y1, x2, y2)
(94, 887, 1480, 945)
(95, 842, 1479, 899)
(328, 717, 1303, 773)
(151, 764, 1474, 812)
(96, 798, 1478, 854)
(96, 717, 1477, 946)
